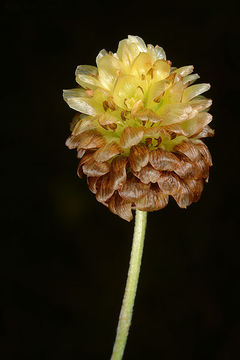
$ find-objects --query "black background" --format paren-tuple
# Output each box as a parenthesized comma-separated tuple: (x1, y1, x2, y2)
(1, 0, 240, 359)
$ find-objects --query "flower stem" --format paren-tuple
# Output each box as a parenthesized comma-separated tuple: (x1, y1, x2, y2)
(110, 210, 147, 360)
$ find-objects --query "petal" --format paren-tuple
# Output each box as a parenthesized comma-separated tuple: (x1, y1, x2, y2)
(194, 125, 214, 139)
(63, 89, 99, 115)
(117, 39, 140, 68)
(173, 65, 194, 77)
(163, 80, 185, 104)
(149, 149, 179, 171)
(130, 52, 153, 78)
(135, 109, 163, 122)
(98, 54, 122, 91)
(174, 140, 201, 162)
(72, 116, 96, 135)
(188, 98, 212, 111)
(77, 148, 86, 159)
(184, 178, 204, 202)
(183, 74, 200, 85)
(82, 159, 110, 177)
(154, 45, 166, 60)
(158, 103, 193, 125)
(135, 165, 161, 184)
(147, 79, 168, 104)
(96, 49, 108, 65)
(152, 60, 170, 81)
(96, 173, 115, 202)
(118, 175, 150, 201)
(147, 44, 158, 62)
(109, 156, 128, 190)
(182, 83, 210, 102)
(129, 144, 149, 172)
(93, 141, 122, 162)
(77, 152, 95, 178)
(173, 182, 194, 208)
(66, 130, 105, 150)
(135, 185, 168, 211)
(87, 176, 99, 194)
(128, 35, 147, 52)
(195, 142, 212, 166)
(108, 192, 133, 222)
(158, 172, 182, 195)
(75, 65, 99, 89)
(113, 75, 143, 109)
(120, 127, 144, 149)
(174, 154, 201, 179)
(182, 112, 213, 137)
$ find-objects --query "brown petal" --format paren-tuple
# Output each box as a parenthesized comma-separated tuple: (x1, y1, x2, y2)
(82, 159, 110, 177)
(157, 172, 182, 195)
(87, 176, 100, 194)
(135, 165, 161, 184)
(129, 144, 149, 172)
(96, 173, 115, 202)
(172, 182, 194, 208)
(118, 175, 150, 201)
(135, 185, 169, 211)
(93, 141, 122, 162)
(120, 127, 144, 149)
(194, 125, 215, 139)
(77, 152, 95, 178)
(108, 193, 133, 222)
(109, 156, 128, 190)
(174, 140, 201, 162)
(77, 148, 86, 159)
(174, 154, 201, 179)
(67, 130, 105, 150)
(184, 178, 204, 202)
(195, 142, 213, 166)
(194, 158, 209, 179)
(65, 135, 81, 149)
(149, 149, 179, 171)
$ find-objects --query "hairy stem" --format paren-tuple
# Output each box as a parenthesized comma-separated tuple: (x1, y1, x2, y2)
(110, 210, 147, 360)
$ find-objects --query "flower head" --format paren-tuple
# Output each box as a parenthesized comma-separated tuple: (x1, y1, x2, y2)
(64, 35, 214, 221)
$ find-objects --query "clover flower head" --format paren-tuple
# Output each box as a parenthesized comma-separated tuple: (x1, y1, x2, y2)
(64, 35, 214, 221)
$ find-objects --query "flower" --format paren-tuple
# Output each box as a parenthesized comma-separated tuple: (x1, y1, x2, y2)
(63, 35, 214, 221)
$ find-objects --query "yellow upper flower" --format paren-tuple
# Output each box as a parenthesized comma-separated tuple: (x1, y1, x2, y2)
(64, 35, 213, 154)
(63, 35, 213, 221)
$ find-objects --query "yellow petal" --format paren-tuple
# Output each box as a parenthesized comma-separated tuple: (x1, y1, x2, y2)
(96, 49, 108, 65)
(75, 65, 99, 89)
(98, 54, 122, 91)
(152, 60, 170, 82)
(158, 103, 193, 125)
(183, 73, 200, 85)
(63, 89, 99, 115)
(147, 79, 168, 104)
(113, 75, 143, 109)
(130, 52, 153, 78)
(154, 45, 166, 60)
(128, 35, 147, 52)
(117, 39, 140, 68)
(171, 112, 212, 137)
(173, 65, 194, 77)
(182, 83, 210, 102)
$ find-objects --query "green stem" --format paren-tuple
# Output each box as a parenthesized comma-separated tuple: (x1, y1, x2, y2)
(110, 210, 147, 360)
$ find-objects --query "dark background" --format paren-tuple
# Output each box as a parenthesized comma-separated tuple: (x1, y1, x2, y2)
(1, 0, 240, 359)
